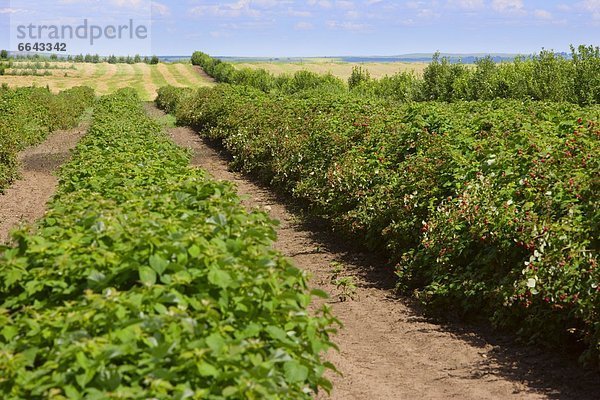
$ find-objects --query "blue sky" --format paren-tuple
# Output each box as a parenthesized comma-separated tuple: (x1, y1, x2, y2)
(1, 0, 599, 56)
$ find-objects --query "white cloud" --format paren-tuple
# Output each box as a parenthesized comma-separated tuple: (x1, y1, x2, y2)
(579, 0, 600, 11)
(447, 0, 483, 10)
(405, 1, 424, 10)
(556, 4, 571, 12)
(190, 0, 260, 18)
(533, 9, 552, 20)
(335, 0, 355, 9)
(288, 8, 312, 17)
(57, 0, 97, 4)
(0, 7, 26, 14)
(189, 0, 294, 18)
(326, 20, 369, 30)
(491, 0, 525, 14)
(210, 30, 233, 38)
(576, 0, 600, 20)
(111, 0, 144, 7)
(307, 0, 333, 8)
(579, 0, 600, 19)
(294, 21, 314, 29)
(151, 1, 169, 16)
(59, 0, 147, 8)
(253, 0, 290, 6)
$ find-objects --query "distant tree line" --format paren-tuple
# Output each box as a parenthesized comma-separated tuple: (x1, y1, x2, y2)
(0, 50, 160, 65)
(192, 45, 600, 106)
(0, 50, 8, 75)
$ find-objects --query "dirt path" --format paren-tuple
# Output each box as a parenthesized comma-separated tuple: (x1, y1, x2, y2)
(146, 104, 599, 400)
(0, 125, 87, 243)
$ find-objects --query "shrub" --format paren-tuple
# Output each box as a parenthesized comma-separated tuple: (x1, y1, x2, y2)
(0, 89, 337, 398)
(158, 84, 600, 365)
(0, 86, 94, 190)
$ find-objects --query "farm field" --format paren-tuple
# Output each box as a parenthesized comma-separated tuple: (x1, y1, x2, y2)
(0, 62, 213, 101)
(0, 89, 336, 398)
(1, 45, 599, 398)
(231, 60, 429, 79)
(147, 103, 600, 399)
(3, 0, 600, 395)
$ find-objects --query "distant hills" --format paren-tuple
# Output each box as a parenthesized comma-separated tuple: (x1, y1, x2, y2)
(5, 52, 571, 64)
(217, 52, 571, 64)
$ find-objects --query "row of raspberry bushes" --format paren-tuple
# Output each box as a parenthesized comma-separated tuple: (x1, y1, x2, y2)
(352, 45, 600, 105)
(0, 89, 336, 399)
(191, 51, 345, 94)
(159, 84, 600, 364)
(192, 45, 600, 105)
(0, 85, 95, 190)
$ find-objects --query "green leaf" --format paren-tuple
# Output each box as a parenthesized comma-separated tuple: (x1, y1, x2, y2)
(21, 347, 38, 367)
(76, 351, 90, 369)
(284, 361, 309, 383)
(149, 254, 168, 275)
(75, 369, 96, 388)
(87, 270, 106, 285)
(310, 289, 329, 299)
(208, 268, 232, 288)
(188, 245, 201, 258)
(139, 266, 157, 286)
(266, 326, 287, 341)
(206, 333, 225, 354)
(198, 362, 219, 377)
(64, 385, 81, 400)
(222, 386, 237, 396)
(2, 325, 18, 341)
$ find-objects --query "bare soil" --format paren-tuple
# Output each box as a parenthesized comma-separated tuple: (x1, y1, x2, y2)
(0, 125, 86, 243)
(146, 104, 599, 400)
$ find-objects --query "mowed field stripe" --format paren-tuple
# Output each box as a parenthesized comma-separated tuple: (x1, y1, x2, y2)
(174, 63, 213, 86)
(169, 64, 194, 87)
(157, 63, 183, 86)
(96, 63, 118, 94)
(150, 65, 168, 90)
(134, 63, 158, 101)
(112, 64, 137, 92)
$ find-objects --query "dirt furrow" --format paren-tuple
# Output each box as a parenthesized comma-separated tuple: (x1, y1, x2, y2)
(0, 125, 87, 243)
(146, 104, 599, 400)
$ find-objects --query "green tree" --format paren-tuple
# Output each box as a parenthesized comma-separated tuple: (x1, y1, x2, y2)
(348, 66, 371, 90)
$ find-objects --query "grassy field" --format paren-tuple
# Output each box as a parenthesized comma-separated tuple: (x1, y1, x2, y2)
(0, 62, 214, 101)
(232, 61, 430, 79)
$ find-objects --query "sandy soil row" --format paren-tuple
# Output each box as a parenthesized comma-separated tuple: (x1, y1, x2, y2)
(0, 124, 87, 243)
